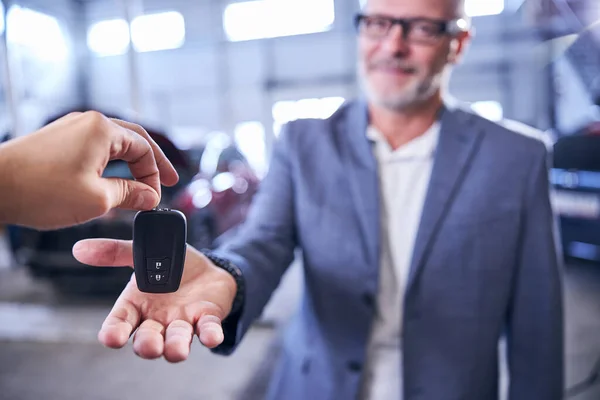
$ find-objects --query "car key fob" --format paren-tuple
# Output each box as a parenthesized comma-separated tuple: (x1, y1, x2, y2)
(133, 208, 187, 293)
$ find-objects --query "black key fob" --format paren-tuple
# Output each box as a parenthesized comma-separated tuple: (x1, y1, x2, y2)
(133, 208, 187, 293)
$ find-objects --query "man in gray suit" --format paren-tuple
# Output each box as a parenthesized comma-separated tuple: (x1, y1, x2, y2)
(74, 0, 564, 399)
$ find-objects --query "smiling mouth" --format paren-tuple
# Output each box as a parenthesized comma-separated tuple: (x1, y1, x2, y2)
(371, 61, 417, 74)
(373, 65, 416, 77)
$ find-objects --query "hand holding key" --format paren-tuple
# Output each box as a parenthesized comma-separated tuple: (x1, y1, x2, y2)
(72, 239, 238, 362)
(0, 111, 179, 230)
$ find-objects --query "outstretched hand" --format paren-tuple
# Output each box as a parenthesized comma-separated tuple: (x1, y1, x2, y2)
(73, 239, 237, 362)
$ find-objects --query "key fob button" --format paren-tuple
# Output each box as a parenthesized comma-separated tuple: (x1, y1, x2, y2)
(148, 258, 169, 271)
(148, 271, 168, 285)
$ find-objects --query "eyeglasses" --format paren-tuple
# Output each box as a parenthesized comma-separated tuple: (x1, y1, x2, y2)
(354, 14, 470, 44)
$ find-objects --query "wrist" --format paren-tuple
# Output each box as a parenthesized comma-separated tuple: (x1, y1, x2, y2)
(202, 251, 245, 317)
(221, 270, 238, 309)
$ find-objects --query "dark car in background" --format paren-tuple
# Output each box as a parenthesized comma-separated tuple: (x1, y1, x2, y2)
(551, 124, 600, 265)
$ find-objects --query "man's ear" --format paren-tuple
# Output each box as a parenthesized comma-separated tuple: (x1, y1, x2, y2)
(447, 39, 460, 64)
(448, 30, 473, 65)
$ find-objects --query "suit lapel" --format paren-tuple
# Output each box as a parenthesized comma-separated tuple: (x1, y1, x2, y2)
(337, 100, 483, 293)
(337, 100, 380, 278)
(406, 105, 483, 293)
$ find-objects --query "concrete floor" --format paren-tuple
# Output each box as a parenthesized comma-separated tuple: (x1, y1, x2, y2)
(0, 258, 302, 400)
(1, 254, 600, 400)
(0, 330, 276, 400)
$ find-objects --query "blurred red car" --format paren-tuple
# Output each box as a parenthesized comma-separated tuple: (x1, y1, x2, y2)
(173, 135, 261, 250)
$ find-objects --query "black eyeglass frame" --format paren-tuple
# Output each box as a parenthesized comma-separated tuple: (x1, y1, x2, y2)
(353, 13, 471, 41)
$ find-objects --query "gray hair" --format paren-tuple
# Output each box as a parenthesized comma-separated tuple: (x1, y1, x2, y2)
(359, 0, 467, 18)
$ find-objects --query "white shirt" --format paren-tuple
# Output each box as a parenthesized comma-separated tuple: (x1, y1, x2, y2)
(358, 122, 440, 400)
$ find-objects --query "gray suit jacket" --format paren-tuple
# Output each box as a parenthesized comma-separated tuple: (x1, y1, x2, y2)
(213, 99, 564, 400)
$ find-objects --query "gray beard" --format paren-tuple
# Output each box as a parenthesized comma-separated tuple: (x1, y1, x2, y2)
(358, 66, 443, 111)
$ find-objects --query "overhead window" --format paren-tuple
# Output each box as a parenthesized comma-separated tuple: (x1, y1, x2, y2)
(224, 0, 335, 42)
(234, 121, 267, 177)
(6, 6, 68, 61)
(465, 0, 504, 17)
(87, 19, 130, 56)
(131, 11, 185, 52)
(87, 11, 185, 56)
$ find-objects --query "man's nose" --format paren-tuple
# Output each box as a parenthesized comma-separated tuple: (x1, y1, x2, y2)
(380, 24, 410, 55)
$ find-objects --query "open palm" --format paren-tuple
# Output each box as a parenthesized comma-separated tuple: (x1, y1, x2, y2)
(72, 239, 237, 363)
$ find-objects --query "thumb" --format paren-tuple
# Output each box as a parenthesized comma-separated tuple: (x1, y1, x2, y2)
(73, 239, 134, 267)
(103, 178, 160, 210)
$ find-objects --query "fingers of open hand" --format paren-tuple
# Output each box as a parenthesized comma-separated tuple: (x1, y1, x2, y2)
(133, 320, 166, 359)
(98, 299, 140, 349)
(195, 314, 224, 349)
(164, 320, 194, 363)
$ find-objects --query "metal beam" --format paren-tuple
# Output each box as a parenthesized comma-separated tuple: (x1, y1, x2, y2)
(121, 0, 143, 121)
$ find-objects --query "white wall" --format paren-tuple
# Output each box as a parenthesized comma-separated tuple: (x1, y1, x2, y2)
(81, 0, 552, 151)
